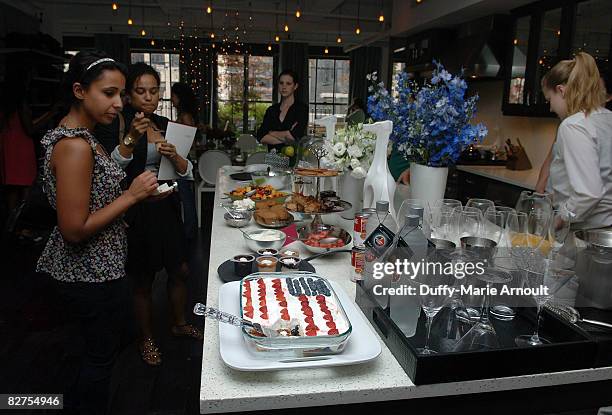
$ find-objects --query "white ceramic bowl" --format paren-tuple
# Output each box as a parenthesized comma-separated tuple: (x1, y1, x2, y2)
(243, 229, 287, 252)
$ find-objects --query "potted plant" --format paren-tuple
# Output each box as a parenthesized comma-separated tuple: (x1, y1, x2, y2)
(367, 62, 488, 205)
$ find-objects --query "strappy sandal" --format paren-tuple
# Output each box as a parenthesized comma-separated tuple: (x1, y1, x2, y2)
(139, 337, 162, 366)
(171, 324, 203, 340)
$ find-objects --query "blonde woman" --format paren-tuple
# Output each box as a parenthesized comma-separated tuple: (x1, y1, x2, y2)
(541, 52, 612, 229)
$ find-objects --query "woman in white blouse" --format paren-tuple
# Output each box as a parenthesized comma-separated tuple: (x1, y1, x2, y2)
(541, 52, 612, 230)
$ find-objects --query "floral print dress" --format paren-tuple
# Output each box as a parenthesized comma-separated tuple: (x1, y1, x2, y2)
(36, 126, 128, 283)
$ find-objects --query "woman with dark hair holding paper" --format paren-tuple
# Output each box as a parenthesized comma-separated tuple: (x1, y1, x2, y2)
(97, 62, 202, 368)
(256, 69, 308, 152)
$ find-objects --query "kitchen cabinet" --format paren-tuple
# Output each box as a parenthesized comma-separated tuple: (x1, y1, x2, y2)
(502, 0, 612, 117)
(453, 170, 526, 208)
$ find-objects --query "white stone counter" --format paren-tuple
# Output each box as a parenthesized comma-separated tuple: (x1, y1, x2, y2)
(200, 166, 611, 414)
(457, 165, 539, 190)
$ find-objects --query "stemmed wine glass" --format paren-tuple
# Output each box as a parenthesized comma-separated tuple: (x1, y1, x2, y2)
(430, 199, 462, 241)
(456, 206, 484, 240)
(410, 250, 456, 354)
(515, 260, 576, 346)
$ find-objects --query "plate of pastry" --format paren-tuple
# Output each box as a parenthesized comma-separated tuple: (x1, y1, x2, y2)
(253, 200, 295, 229)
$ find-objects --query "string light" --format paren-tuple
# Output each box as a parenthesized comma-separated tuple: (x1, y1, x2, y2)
(378, 0, 384, 22)
(336, 5, 342, 44)
(206, 0, 212, 14)
(284, 0, 289, 32)
(112, 3, 118, 11)
(127, 0, 133, 25)
(140, 7, 145, 36)
(355, 0, 361, 35)
(296, 0, 301, 18)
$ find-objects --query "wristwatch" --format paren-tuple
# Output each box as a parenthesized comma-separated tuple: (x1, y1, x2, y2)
(122, 134, 136, 148)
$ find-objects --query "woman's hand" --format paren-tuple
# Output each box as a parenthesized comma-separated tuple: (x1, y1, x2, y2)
(158, 142, 180, 161)
(128, 112, 151, 140)
(127, 171, 158, 202)
(398, 168, 411, 185)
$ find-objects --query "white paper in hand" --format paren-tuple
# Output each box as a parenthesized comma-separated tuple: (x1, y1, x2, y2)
(158, 121, 197, 180)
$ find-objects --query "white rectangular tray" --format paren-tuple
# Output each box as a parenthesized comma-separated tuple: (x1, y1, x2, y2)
(218, 280, 381, 371)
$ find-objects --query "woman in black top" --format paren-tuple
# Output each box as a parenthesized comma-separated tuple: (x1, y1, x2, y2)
(256, 69, 308, 152)
(96, 63, 201, 367)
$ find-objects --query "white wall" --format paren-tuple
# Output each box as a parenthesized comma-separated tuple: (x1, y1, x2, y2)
(471, 80, 559, 170)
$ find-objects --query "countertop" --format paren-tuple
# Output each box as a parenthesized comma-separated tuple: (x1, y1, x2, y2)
(199, 167, 611, 414)
(456, 165, 539, 190)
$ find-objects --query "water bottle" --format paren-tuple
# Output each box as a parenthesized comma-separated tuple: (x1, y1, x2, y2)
(389, 214, 426, 338)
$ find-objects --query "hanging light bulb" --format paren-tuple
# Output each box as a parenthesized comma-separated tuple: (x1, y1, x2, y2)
(150, 39, 155, 46)
(206, 5, 212, 13)
(275, 34, 280, 42)
(379, 13, 384, 22)
(112, 3, 118, 11)
(141, 28, 146, 36)
(267, 44, 272, 51)
(210, 32, 215, 38)
(284, 24, 289, 32)
(296, 9, 301, 18)
(127, 17, 133, 25)
(336, 36, 342, 43)
(324, 47, 329, 54)
(355, 27, 361, 35)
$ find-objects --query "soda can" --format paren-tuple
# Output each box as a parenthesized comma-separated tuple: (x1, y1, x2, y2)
(353, 208, 375, 248)
(351, 246, 366, 282)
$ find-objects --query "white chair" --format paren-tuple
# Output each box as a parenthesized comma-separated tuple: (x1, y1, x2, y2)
(236, 134, 258, 153)
(246, 151, 268, 166)
(196, 150, 232, 228)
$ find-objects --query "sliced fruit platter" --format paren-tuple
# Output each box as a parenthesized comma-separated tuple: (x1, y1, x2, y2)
(227, 184, 289, 202)
(298, 224, 352, 253)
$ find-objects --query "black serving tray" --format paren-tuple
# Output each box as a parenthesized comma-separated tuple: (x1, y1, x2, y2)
(355, 281, 598, 385)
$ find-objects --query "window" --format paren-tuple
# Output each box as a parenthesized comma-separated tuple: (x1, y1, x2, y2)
(217, 54, 273, 133)
(391, 62, 406, 98)
(131, 52, 180, 120)
(308, 58, 350, 125)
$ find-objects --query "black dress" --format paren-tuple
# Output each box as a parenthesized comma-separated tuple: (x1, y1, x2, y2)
(256, 101, 309, 152)
(95, 106, 187, 277)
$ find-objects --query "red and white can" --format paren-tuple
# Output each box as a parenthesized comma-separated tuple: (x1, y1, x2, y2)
(351, 246, 366, 282)
(353, 208, 375, 248)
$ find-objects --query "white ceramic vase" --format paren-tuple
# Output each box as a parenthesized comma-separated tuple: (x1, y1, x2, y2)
(339, 173, 365, 220)
(362, 120, 397, 222)
(409, 163, 449, 208)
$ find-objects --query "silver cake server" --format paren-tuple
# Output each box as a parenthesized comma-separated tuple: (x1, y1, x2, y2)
(193, 303, 278, 337)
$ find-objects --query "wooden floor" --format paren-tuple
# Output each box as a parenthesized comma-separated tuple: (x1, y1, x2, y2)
(0, 192, 214, 415)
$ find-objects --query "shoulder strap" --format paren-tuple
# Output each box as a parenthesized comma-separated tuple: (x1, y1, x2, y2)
(118, 112, 125, 143)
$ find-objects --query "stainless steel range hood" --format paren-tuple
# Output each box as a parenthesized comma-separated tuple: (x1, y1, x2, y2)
(443, 15, 511, 79)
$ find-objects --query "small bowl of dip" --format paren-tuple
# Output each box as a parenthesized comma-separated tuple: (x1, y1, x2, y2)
(231, 254, 255, 277)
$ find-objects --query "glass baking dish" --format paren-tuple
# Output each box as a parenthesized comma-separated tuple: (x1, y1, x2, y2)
(240, 272, 352, 358)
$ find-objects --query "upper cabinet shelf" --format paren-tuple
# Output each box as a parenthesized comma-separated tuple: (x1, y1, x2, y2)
(502, 0, 611, 117)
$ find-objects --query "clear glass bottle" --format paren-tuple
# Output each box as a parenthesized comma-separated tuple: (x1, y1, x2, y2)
(389, 214, 426, 338)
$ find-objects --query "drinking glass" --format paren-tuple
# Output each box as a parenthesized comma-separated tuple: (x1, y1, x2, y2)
(466, 198, 495, 216)
(515, 261, 576, 346)
(483, 209, 505, 247)
(457, 206, 484, 239)
(410, 251, 456, 354)
(548, 209, 575, 269)
(506, 211, 530, 270)
(430, 206, 459, 244)
(516, 191, 553, 219)
(397, 199, 430, 236)
(454, 268, 513, 351)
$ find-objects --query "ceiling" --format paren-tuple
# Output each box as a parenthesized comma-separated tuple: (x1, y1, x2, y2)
(26, 0, 392, 48)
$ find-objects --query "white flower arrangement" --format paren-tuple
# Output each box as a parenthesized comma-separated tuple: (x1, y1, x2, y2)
(322, 123, 376, 179)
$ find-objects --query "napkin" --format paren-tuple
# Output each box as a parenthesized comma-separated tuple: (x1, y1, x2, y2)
(281, 224, 299, 246)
